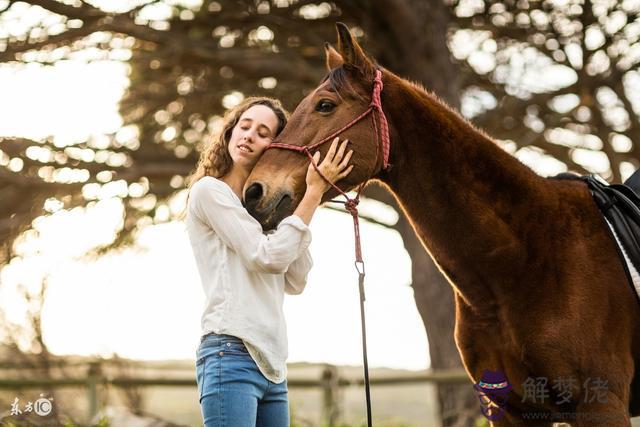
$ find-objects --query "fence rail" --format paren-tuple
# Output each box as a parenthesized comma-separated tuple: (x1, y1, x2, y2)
(0, 361, 470, 425)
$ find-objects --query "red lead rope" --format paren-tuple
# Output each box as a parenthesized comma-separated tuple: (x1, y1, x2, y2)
(267, 69, 391, 427)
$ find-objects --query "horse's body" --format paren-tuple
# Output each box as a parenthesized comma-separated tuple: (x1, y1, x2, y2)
(245, 24, 640, 425)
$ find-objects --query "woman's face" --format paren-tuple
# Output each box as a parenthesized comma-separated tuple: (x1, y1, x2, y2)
(227, 104, 279, 170)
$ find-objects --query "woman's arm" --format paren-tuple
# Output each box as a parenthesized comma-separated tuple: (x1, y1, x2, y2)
(284, 248, 313, 295)
(283, 138, 352, 294)
(189, 177, 310, 274)
(188, 138, 352, 274)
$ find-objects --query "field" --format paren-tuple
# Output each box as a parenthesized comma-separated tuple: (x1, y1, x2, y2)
(117, 362, 442, 426)
(5, 359, 640, 426)
(0, 360, 445, 426)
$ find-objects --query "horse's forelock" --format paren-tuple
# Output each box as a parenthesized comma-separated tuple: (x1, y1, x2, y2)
(320, 67, 370, 102)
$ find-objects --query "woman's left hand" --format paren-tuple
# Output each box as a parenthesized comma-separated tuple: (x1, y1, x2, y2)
(305, 137, 354, 194)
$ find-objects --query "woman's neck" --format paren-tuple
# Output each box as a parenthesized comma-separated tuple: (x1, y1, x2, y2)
(221, 165, 251, 199)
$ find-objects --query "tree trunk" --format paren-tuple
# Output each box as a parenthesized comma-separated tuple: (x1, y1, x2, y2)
(397, 217, 479, 427)
(362, 2, 478, 425)
(364, 183, 478, 427)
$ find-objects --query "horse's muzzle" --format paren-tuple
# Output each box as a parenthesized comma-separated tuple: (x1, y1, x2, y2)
(244, 181, 293, 230)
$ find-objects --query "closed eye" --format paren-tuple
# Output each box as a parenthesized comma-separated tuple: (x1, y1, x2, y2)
(315, 100, 336, 114)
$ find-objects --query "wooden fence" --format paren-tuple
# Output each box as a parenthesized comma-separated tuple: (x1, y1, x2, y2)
(0, 361, 470, 425)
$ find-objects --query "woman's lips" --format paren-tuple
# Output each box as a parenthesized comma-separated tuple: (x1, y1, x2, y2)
(237, 143, 253, 153)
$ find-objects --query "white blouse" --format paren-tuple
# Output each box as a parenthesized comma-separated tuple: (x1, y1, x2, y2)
(185, 176, 313, 383)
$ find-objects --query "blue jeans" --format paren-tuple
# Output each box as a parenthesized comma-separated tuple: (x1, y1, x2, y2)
(195, 333, 290, 427)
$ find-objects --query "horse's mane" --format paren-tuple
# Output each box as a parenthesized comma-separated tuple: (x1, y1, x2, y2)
(322, 65, 500, 150)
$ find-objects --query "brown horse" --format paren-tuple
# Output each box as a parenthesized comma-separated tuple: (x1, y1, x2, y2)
(244, 24, 640, 426)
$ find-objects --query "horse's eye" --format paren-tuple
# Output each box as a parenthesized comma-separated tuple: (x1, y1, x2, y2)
(315, 100, 336, 113)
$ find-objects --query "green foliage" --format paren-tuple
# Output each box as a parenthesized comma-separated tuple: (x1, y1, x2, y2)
(92, 416, 110, 427)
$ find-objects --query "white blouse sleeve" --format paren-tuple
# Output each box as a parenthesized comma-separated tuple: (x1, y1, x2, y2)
(188, 177, 311, 274)
(284, 248, 313, 295)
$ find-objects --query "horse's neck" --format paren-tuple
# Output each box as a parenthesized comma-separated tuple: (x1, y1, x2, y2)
(384, 76, 549, 308)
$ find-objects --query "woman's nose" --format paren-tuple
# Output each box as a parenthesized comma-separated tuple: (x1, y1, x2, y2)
(243, 130, 255, 142)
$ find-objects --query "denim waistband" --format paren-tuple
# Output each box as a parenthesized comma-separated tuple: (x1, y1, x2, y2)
(200, 332, 243, 345)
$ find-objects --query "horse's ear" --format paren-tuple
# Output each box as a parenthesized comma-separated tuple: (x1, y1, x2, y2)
(325, 42, 343, 70)
(335, 22, 374, 75)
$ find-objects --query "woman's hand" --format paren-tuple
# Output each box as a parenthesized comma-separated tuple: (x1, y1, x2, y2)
(305, 137, 354, 195)
(292, 137, 354, 226)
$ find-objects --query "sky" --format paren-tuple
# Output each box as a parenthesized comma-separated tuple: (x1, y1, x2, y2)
(0, 56, 430, 370)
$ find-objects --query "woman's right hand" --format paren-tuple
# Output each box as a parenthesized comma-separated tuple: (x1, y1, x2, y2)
(305, 137, 354, 195)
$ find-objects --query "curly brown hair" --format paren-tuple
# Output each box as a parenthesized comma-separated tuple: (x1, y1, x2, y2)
(181, 97, 288, 218)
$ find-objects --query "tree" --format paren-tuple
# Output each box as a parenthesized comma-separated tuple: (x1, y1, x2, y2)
(1, 0, 638, 425)
(0, 276, 67, 424)
(451, 0, 640, 181)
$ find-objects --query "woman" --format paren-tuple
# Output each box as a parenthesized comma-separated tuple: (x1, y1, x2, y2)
(184, 96, 353, 426)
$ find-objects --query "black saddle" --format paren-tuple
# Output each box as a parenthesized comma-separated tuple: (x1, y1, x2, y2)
(557, 170, 640, 290)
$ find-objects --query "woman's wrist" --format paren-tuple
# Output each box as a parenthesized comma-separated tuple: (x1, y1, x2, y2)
(304, 184, 325, 202)
(293, 185, 324, 225)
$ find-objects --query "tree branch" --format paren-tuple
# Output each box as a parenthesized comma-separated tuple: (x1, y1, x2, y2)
(0, 22, 101, 62)
(22, 0, 106, 20)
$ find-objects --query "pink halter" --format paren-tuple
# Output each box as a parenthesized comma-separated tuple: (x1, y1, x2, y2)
(266, 68, 391, 187)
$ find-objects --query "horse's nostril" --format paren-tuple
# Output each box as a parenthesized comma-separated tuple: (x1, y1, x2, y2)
(244, 182, 264, 207)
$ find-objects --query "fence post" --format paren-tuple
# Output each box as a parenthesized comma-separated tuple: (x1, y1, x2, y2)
(86, 361, 102, 423)
(321, 364, 340, 426)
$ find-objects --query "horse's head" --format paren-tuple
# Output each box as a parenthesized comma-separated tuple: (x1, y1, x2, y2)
(245, 23, 392, 230)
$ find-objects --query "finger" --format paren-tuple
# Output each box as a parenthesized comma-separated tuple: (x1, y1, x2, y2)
(308, 152, 321, 172)
(336, 164, 354, 179)
(337, 165, 355, 179)
(325, 137, 339, 163)
(334, 139, 349, 163)
(338, 150, 353, 170)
